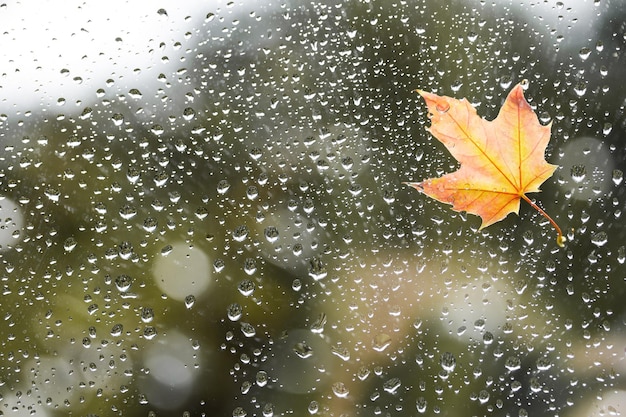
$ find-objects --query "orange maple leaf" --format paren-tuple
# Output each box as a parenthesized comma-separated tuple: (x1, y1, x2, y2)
(405, 82, 564, 246)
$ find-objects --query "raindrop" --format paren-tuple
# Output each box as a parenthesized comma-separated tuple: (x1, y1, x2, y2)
(144, 327, 157, 339)
(612, 169, 623, 186)
(357, 366, 370, 381)
(570, 164, 586, 183)
(440, 351, 456, 372)
(262, 403, 274, 417)
(243, 258, 257, 275)
(63, 237, 77, 252)
(372, 333, 392, 352)
(141, 307, 154, 323)
(143, 217, 158, 232)
(128, 88, 142, 99)
(246, 186, 259, 200)
(182, 107, 195, 121)
(115, 274, 132, 292)
(478, 389, 490, 404)
(383, 377, 401, 394)
(331, 382, 349, 398)
(249, 147, 263, 160)
(119, 204, 137, 220)
(578, 47, 591, 61)
(238, 279, 255, 296)
(308, 401, 319, 414)
(264, 226, 279, 243)
(573, 82, 587, 97)
(240, 322, 256, 337)
(214, 258, 225, 272)
(256, 370, 268, 387)
(310, 313, 327, 333)
(227, 303, 243, 321)
(110, 324, 123, 337)
(232, 407, 247, 417)
(504, 356, 521, 371)
(184, 295, 195, 309)
(233, 225, 249, 242)
(416, 397, 427, 413)
(591, 231, 608, 247)
(217, 179, 231, 194)
(308, 257, 327, 280)
(293, 341, 313, 358)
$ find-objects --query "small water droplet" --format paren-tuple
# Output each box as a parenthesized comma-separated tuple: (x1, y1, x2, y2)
(570, 164, 586, 183)
(233, 225, 249, 242)
(227, 303, 243, 321)
(612, 169, 623, 186)
(63, 237, 77, 252)
(238, 279, 255, 296)
(264, 226, 279, 243)
(578, 47, 592, 61)
(182, 107, 195, 121)
(240, 322, 256, 337)
(111, 324, 123, 337)
(573, 82, 587, 97)
(591, 231, 608, 247)
(383, 377, 401, 394)
(217, 179, 231, 194)
(440, 352, 456, 372)
(184, 295, 196, 309)
(372, 333, 392, 352)
(331, 382, 349, 398)
(115, 274, 132, 292)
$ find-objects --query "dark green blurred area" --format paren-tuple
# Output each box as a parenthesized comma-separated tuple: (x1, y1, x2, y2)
(1, 1, 625, 416)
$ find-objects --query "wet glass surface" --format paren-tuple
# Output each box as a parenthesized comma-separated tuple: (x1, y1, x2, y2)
(0, 1, 625, 416)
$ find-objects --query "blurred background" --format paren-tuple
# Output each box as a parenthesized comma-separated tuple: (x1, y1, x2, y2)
(0, 0, 625, 415)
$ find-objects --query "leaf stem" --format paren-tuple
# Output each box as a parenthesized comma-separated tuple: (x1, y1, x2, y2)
(521, 194, 565, 247)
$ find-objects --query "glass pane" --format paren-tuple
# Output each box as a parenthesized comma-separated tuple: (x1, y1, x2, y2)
(1, 1, 624, 416)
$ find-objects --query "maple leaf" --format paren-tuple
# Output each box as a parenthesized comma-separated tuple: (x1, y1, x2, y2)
(405, 82, 565, 246)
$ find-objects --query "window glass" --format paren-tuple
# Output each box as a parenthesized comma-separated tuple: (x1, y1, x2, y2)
(1, 1, 625, 416)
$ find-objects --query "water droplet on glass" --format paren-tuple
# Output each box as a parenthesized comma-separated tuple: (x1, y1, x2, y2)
(144, 327, 157, 340)
(440, 351, 456, 372)
(570, 164, 586, 183)
(246, 186, 259, 200)
(240, 322, 256, 337)
(264, 226, 279, 243)
(416, 397, 428, 413)
(308, 401, 319, 414)
(331, 382, 349, 398)
(182, 107, 195, 121)
(214, 258, 225, 272)
(478, 389, 490, 404)
(383, 377, 401, 394)
(111, 323, 123, 337)
(243, 258, 257, 275)
(141, 307, 154, 323)
(308, 257, 327, 280)
(238, 279, 255, 296)
(372, 333, 392, 352)
(578, 47, 591, 61)
(217, 179, 231, 194)
(573, 82, 587, 97)
(612, 169, 623, 186)
(504, 356, 521, 371)
(591, 231, 608, 247)
(233, 225, 249, 242)
(143, 217, 158, 232)
(115, 274, 132, 292)
(256, 370, 268, 387)
(227, 303, 243, 321)
(63, 237, 77, 252)
(184, 295, 195, 309)
(293, 341, 313, 358)
(232, 407, 247, 417)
